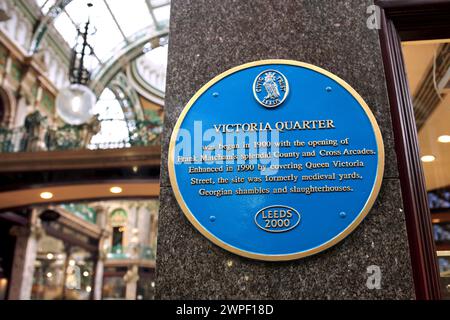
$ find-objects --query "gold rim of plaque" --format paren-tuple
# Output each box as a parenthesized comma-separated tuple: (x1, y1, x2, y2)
(168, 59, 385, 261)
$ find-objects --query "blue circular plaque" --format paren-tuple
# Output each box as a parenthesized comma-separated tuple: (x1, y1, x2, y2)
(169, 60, 384, 261)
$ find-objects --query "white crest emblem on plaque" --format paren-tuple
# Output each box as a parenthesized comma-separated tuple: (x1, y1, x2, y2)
(253, 69, 289, 108)
(263, 72, 280, 100)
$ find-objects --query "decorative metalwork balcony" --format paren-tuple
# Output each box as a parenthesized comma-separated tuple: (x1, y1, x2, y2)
(0, 112, 162, 153)
(107, 245, 156, 261)
(59, 203, 97, 224)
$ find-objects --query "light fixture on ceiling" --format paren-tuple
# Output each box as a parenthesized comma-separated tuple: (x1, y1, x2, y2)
(56, 14, 96, 125)
(110, 186, 123, 194)
(40, 191, 54, 200)
(438, 135, 450, 143)
(56, 84, 96, 125)
(421, 155, 436, 163)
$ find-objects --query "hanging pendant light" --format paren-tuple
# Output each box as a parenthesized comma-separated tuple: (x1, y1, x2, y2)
(56, 6, 96, 125)
(56, 83, 96, 125)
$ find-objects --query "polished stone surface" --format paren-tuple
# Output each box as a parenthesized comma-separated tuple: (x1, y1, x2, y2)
(156, 0, 415, 299)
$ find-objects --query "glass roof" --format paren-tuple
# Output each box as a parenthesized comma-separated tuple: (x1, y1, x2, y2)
(35, 0, 170, 65)
(135, 44, 168, 93)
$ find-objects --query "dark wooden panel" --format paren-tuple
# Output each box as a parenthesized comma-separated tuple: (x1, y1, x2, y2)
(378, 4, 444, 299)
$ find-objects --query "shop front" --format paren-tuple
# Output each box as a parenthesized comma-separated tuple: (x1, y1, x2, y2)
(30, 208, 101, 300)
(31, 234, 97, 300)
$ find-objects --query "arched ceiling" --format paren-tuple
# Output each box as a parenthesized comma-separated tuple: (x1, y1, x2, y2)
(30, 0, 170, 99)
(32, 0, 170, 61)
(90, 31, 168, 98)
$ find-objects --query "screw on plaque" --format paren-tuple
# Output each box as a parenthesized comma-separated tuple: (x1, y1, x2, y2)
(326, 86, 332, 92)
(209, 215, 216, 222)
(212, 92, 219, 97)
(339, 212, 347, 218)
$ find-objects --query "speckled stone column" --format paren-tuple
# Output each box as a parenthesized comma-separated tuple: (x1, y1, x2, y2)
(156, 0, 416, 299)
(8, 226, 39, 300)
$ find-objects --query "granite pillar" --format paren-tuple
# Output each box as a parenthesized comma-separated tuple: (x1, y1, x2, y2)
(156, 0, 416, 299)
(8, 210, 42, 300)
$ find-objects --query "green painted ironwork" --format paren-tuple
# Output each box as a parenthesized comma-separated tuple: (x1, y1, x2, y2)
(60, 203, 97, 224)
(0, 127, 17, 152)
(107, 245, 155, 261)
(0, 113, 161, 153)
(128, 119, 162, 147)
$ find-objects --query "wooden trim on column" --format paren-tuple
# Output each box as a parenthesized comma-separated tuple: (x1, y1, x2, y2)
(377, 6, 442, 300)
(376, 0, 450, 41)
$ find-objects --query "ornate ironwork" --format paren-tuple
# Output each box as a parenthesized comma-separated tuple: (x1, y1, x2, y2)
(0, 112, 161, 153)
(69, 19, 94, 85)
(107, 245, 155, 261)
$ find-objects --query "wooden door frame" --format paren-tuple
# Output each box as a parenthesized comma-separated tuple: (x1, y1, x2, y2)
(376, 0, 450, 300)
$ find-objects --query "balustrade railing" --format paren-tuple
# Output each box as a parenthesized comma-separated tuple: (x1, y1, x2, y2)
(0, 118, 162, 153)
(107, 245, 156, 261)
